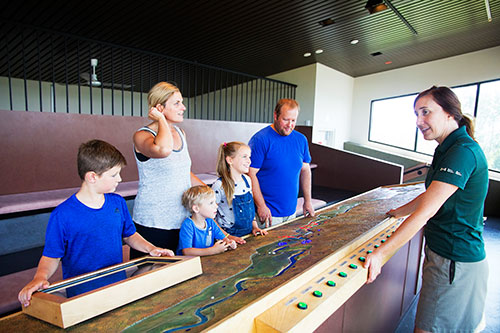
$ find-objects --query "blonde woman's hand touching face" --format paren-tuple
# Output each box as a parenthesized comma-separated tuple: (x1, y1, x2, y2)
(148, 106, 165, 122)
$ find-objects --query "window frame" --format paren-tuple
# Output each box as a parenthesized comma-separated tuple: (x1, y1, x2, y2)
(367, 78, 500, 173)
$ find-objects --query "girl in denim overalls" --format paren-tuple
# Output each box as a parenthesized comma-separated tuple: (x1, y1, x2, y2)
(212, 142, 268, 238)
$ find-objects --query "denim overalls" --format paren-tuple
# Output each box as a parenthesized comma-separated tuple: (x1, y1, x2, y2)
(226, 176, 255, 237)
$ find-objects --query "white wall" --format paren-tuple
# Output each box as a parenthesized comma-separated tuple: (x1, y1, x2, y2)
(267, 64, 316, 125)
(313, 63, 354, 149)
(268, 63, 354, 149)
(3, 46, 498, 155)
(350, 46, 500, 161)
(0, 76, 288, 123)
(0, 77, 147, 116)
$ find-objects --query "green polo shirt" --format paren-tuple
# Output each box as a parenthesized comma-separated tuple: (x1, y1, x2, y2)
(424, 126, 489, 262)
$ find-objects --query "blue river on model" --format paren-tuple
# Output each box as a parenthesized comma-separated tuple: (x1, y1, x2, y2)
(124, 202, 363, 333)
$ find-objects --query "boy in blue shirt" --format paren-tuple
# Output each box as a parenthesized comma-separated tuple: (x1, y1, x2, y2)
(18, 140, 174, 306)
(178, 185, 237, 256)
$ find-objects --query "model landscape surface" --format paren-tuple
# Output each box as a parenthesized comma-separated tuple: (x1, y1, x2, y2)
(0, 184, 424, 332)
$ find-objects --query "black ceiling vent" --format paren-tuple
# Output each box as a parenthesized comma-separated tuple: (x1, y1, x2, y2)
(370, 51, 383, 56)
(319, 18, 335, 27)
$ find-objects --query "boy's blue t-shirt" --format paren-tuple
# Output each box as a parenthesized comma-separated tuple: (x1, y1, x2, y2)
(43, 193, 136, 297)
(177, 217, 226, 255)
(249, 126, 311, 217)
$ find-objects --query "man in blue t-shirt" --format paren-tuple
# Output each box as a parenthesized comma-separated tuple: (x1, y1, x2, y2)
(248, 99, 315, 227)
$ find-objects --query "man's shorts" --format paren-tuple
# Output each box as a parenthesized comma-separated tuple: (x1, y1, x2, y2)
(257, 213, 296, 228)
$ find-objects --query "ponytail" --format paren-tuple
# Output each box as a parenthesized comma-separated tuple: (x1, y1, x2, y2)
(216, 142, 248, 206)
(459, 114, 476, 141)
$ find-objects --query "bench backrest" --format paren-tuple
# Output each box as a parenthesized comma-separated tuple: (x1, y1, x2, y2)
(0, 110, 266, 195)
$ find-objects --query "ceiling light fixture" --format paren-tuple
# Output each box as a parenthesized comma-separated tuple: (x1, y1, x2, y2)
(485, 0, 492, 22)
(365, 0, 388, 14)
(350, 39, 359, 45)
(315, 49, 324, 54)
(304, 52, 312, 57)
(365, 0, 418, 35)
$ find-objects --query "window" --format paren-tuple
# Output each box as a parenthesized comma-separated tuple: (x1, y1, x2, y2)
(369, 94, 416, 150)
(475, 80, 500, 171)
(368, 79, 500, 172)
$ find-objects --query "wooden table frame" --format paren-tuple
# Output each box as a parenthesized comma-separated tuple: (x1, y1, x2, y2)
(22, 256, 202, 328)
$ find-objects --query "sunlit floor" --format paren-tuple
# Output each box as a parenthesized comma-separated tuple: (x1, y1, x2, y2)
(395, 216, 500, 333)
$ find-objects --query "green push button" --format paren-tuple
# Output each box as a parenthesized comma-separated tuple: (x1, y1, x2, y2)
(313, 290, 323, 297)
(326, 280, 336, 287)
(349, 263, 358, 269)
(338, 272, 347, 278)
(297, 302, 308, 310)
(367, 250, 373, 254)
(381, 239, 386, 243)
(374, 244, 380, 248)
(387, 234, 391, 238)
(358, 256, 366, 262)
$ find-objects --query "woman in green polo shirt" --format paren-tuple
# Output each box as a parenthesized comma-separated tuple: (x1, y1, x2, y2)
(364, 86, 489, 332)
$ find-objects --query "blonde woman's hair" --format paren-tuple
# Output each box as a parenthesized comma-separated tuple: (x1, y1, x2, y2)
(147, 82, 179, 109)
(182, 185, 215, 214)
(216, 141, 249, 206)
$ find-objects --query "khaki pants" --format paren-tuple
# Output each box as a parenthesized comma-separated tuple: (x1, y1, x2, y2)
(415, 245, 488, 332)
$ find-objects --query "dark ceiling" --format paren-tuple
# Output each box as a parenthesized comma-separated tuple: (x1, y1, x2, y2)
(1, 0, 500, 78)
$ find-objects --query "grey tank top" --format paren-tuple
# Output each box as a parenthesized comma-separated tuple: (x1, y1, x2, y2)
(133, 125, 191, 229)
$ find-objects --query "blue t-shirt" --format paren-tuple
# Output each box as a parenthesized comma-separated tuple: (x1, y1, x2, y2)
(249, 126, 311, 217)
(43, 193, 136, 297)
(177, 217, 226, 255)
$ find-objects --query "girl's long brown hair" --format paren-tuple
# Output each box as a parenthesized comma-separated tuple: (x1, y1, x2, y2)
(216, 141, 248, 206)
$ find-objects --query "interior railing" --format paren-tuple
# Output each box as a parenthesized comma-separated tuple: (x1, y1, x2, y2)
(0, 20, 296, 122)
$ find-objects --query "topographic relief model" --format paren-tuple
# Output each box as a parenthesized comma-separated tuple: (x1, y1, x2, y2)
(0, 184, 424, 332)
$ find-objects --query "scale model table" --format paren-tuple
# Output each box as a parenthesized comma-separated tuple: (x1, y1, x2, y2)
(0, 183, 425, 332)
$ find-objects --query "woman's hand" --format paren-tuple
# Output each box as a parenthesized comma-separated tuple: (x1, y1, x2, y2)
(148, 106, 166, 122)
(364, 251, 384, 284)
(386, 208, 403, 218)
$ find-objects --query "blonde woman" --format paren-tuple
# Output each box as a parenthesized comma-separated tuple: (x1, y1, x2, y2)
(131, 82, 203, 259)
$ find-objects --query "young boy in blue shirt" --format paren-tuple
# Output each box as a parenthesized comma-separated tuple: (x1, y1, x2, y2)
(18, 140, 174, 306)
(178, 185, 237, 256)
